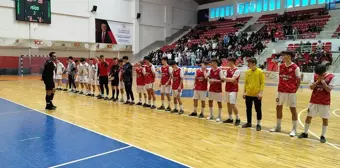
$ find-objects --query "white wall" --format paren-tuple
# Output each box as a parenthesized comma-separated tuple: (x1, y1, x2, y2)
(139, 0, 197, 51)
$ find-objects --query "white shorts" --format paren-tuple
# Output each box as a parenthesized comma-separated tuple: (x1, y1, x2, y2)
(225, 92, 237, 104)
(172, 89, 182, 97)
(55, 74, 62, 80)
(79, 76, 89, 83)
(276, 92, 297, 107)
(193, 90, 207, 101)
(137, 85, 146, 93)
(145, 83, 154, 90)
(160, 85, 171, 94)
(119, 81, 125, 89)
(307, 103, 330, 119)
(88, 78, 97, 85)
(208, 92, 223, 102)
(75, 76, 79, 82)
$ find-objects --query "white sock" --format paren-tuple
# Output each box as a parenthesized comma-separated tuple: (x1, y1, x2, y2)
(175, 104, 178, 109)
(161, 100, 164, 106)
(180, 104, 183, 110)
(292, 120, 297, 130)
(276, 119, 282, 128)
(218, 108, 222, 118)
(304, 123, 310, 134)
(236, 114, 240, 120)
(201, 108, 204, 114)
(153, 101, 156, 106)
(139, 97, 142, 103)
(101, 94, 104, 97)
(228, 114, 233, 120)
(144, 98, 147, 104)
(209, 107, 213, 116)
(194, 107, 197, 112)
(257, 120, 261, 125)
(168, 101, 171, 107)
(148, 99, 151, 105)
(321, 125, 327, 136)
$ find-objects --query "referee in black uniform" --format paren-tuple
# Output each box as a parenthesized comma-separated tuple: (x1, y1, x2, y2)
(122, 56, 134, 104)
(42, 52, 57, 110)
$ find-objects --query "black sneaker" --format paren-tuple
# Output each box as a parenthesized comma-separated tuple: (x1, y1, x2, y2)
(235, 119, 241, 126)
(136, 102, 143, 106)
(113, 98, 118, 102)
(157, 106, 165, 110)
(63, 89, 68, 91)
(45, 105, 56, 110)
(298, 133, 308, 139)
(223, 119, 234, 124)
(124, 101, 130, 104)
(150, 105, 156, 109)
(87, 93, 92, 97)
(256, 124, 262, 131)
(165, 107, 171, 112)
(109, 97, 115, 100)
(96, 94, 101, 98)
(97, 96, 103, 99)
(144, 104, 150, 107)
(171, 109, 179, 113)
(91, 94, 95, 97)
(198, 113, 204, 118)
(74, 90, 79, 93)
(79, 91, 84, 95)
(189, 112, 198, 117)
(51, 103, 57, 109)
(130, 102, 135, 105)
(178, 110, 184, 115)
(242, 123, 252, 128)
(104, 97, 109, 100)
(320, 136, 326, 143)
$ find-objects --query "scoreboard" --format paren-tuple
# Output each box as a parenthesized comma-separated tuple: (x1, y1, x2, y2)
(15, 0, 51, 24)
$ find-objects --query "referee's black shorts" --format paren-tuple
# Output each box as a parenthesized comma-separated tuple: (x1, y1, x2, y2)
(111, 78, 119, 86)
(99, 76, 109, 85)
(44, 79, 55, 90)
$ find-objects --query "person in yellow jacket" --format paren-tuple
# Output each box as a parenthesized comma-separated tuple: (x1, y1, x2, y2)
(242, 57, 265, 131)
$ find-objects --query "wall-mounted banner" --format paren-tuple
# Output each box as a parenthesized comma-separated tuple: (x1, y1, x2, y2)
(95, 19, 132, 45)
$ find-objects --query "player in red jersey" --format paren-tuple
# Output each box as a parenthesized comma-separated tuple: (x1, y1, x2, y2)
(158, 57, 172, 111)
(143, 56, 157, 109)
(189, 61, 209, 118)
(222, 57, 241, 126)
(298, 64, 335, 143)
(270, 51, 301, 137)
(207, 58, 225, 122)
(169, 60, 184, 114)
(135, 61, 148, 106)
(118, 59, 125, 102)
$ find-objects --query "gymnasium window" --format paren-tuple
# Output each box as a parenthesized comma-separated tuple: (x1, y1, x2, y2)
(310, 0, 317, 4)
(226, 6, 230, 16)
(210, 8, 215, 18)
(230, 5, 234, 16)
(286, 0, 293, 8)
(318, 0, 325, 4)
(302, 0, 309, 6)
(270, 0, 276, 11)
(244, 2, 250, 14)
(215, 8, 220, 17)
(220, 7, 225, 17)
(257, 0, 263, 12)
(250, 1, 256, 13)
(238, 3, 244, 15)
(295, 0, 301, 7)
(263, 0, 269, 11)
(276, 0, 281, 9)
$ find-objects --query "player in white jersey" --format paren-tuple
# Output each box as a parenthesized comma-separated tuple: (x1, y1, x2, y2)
(86, 58, 98, 96)
(79, 58, 89, 95)
(54, 59, 65, 90)
(74, 60, 80, 93)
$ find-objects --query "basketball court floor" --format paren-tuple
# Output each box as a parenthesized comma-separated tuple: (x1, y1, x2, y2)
(0, 76, 339, 168)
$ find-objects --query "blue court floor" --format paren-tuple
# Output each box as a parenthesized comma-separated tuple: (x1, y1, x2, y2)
(0, 98, 188, 168)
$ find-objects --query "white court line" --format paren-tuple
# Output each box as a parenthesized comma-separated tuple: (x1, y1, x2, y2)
(20, 137, 40, 142)
(332, 109, 340, 117)
(49, 146, 132, 168)
(298, 108, 340, 150)
(0, 97, 191, 168)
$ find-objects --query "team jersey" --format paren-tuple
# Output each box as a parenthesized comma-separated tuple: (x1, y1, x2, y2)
(172, 68, 184, 90)
(225, 67, 240, 92)
(208, 68, 224, 93)
(80, 62, 89, 77)
(136, 67, 145, 86)
(161, 65, 172, 85)
(194, 68, 208, 91)
(42, 60, 55, 81)
(144, 64, 156, 84)
(278, 63, 300, 93)
(119, 67, 124, 81)
(88, 63, 98, 78)
(309, 73, 335, 105)
(55, 62, 65, 75)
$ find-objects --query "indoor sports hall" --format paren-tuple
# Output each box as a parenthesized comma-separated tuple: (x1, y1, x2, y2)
(1, 0, 340, 167)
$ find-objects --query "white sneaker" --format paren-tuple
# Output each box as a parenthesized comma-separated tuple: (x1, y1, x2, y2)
(216, 117, 222, 122)
(289, 129, 296, 137)
(206, 116, 214, 120)
(269, 127, 281, 132)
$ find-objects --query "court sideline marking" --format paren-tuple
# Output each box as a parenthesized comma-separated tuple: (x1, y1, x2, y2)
(332, 109, 340, 117)
(298, 108, 340, 150)
(0, 97, 191, 168)
(49, 146, 132, 168)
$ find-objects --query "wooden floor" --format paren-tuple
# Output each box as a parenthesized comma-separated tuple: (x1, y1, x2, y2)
(1, 76, 340, 168)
